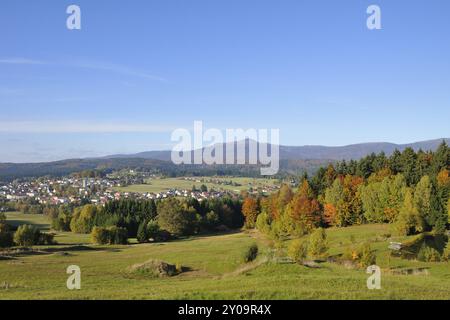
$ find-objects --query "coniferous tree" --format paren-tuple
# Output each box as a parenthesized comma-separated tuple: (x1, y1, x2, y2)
(137, 220, 149, 243)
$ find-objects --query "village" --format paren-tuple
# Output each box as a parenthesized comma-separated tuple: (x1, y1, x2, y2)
(0, 172, 265, 210)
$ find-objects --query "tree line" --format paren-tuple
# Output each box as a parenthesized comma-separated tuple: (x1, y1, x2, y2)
(242, 142, 450, 238)
(49, 197, 244, 244)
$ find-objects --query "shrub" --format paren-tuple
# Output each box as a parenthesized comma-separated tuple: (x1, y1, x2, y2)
(91, 226, 128, 245)
(343, 242, 376, 268)
(12, 225, 54, 247)
(109, 226, 128, 245)
(255, 212, 271, 235)
(417, 244, 442, 262)
(308, 228, 329, 259)
(287, 239, 308, 263)
(145, 220, 171, 242)
(0, 224, 14, 248)
(243, 244, 258, 263)
(358, 243, 377, 268)
(204, 211, 220, 230)
(51, 213, 72, 231)
(91, 226, 110, 245)
(443, 242, 450, 261)
(154, 229, 172, 242)
(37, 232, 55, 245)
(13, 225, 39, 247)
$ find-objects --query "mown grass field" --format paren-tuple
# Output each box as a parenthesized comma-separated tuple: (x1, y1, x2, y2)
(113, 177, 279, 194)
(1, 213, 449, 300)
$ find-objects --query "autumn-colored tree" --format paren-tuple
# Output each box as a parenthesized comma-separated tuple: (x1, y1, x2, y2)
(285, 180, 320, 235)
(307, 228, 329, 259)
(367, 167, 392, 184)
(323, 203, 337, 226)
(324, 178, 343, 226)
(275, 184, 293, 218)
(437, 169, 450, 188)
(394, 188, 424, 236)
(242, 197, 259, 229)
(325, 164, 337, 188)
(324, 175, 363, 227)
(263, 184, 293, 220)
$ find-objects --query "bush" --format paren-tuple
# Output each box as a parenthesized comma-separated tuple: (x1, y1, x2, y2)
(154, 229, 172, 242)
(91, 226, 110, 245)
(417, 244, 442, 262)
(14, 225, 39, 247)
(51, 213, 72, 231)
(0, 224, 14, 248)
(37, 232, 55, 245)
(255, 212, 271, 235)
(91, 226, 128, 245)
(243, 244, 258, 263)
(109, 226, 128, 245)
(443, 242, 450, 261)
(287, 239, 308, 263)
(13, 225, 54, 247)
(204, 211, 220, 230)
(358, 243, 377, 268)
(145, 221, 171, 242)
(308, 228, 329, 259)
(343, 242, 377, 268)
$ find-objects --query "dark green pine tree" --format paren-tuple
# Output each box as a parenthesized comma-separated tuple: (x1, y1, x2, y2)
(401, 147, 419, 186)
(431, 141, 450, 176)
(389, 149, 403, 174)
(136, 220, 149, 243)
(373, 151, 388, 172)
(429, 186, 447, 234)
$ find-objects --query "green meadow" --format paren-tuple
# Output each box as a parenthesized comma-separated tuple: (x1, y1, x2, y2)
(1, 212, 449, 300)
(113, 177, 279, 194)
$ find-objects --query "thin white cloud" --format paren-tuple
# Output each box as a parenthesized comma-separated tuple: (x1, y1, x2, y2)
(0, 58, 46, 65)
(0, 57, 167, 82)
(72, 61, 168, 82)
(0, 121, 177, 133)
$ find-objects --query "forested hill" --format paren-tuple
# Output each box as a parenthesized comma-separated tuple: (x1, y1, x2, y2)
(107, 138, 450, 161)
(0, 138, 448, 181)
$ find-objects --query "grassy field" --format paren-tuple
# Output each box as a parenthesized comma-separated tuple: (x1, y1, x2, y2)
(1, 213, 449, 300)
(4, 212, 91, 245)
(113, 177, 279, 194)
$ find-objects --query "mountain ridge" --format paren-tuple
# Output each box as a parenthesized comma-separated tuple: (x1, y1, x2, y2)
(0, 138, 448, 180)
(105, 138, 450, 162)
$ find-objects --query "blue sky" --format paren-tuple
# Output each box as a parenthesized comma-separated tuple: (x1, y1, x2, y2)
(1, 0, 449, 162)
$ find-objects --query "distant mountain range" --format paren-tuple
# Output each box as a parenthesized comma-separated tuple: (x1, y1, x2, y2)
(0, 138, 448, 180)
(106, 138, 450, 161)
